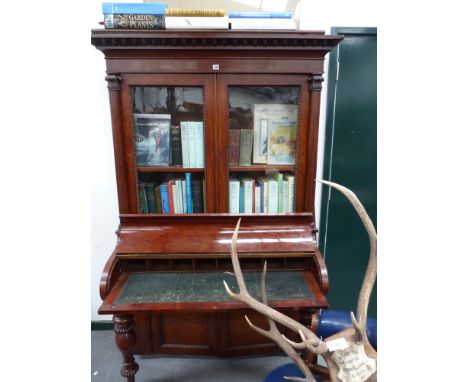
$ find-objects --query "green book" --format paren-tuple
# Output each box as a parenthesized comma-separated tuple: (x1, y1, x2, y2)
(138, 183, 148, 213)
(239, 129, 253, 166)
(273, 173, 283, 212)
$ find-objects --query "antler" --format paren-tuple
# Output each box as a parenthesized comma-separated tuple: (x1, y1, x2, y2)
(317, 180, 377, 345)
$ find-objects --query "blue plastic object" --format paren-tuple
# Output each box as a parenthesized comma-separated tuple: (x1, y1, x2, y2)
(263, 363, 324, 382)
(317, 310, 377, 349)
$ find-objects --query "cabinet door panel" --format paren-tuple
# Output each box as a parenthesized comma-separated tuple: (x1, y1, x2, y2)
(216, 75, 312, 214)
(118, 74, 217, 213)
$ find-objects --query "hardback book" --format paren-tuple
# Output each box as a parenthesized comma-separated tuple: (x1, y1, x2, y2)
(257, 177, 268, 213)
(267, 117, 297, 165)
(188, 122, 197, 168)
(181, 179, 187, 214)
(167, 9, 226, 17)
(102, 2, 167, 15)
(167, 180, 175, 213)
(241, 178, 254, 214)
(154, 184, 163, 213)
(239, 129, 254, 166)
(228, 11, 292, 18)
(254, 185, 261, 213)
(229, 129, 241, 167)
(282, 180, 289, 213)
(229, 179, 240, 213)
(171, 182, 178, 213)
(185, 173, 193, 213)
(267, 177, 279, 213)
(144, 183, 156, 213)
(253, 104, 297, 164)
(134, 113, 171, 166)
(191, 179, 204, 213)
(239, 184, 245, 213)
(180, 121, 190, 168)
(160, 184, 170, 214)
(272, 173, 283, 213)
(229, 18, 296, 30)
(194, 122, 204, 168)
(283, 174, 295, 212)
(103, 14, 165, 29)
(165, 16, 229, 29)
(138, 183, 148, 213)
(170, 125, 183, 166)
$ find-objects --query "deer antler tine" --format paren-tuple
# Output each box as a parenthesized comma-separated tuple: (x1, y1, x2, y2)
(350, 311, 363, 342)
(282, 334, 307, 350)
(223, 280, 236, 298)
(244, 315, 271, 337)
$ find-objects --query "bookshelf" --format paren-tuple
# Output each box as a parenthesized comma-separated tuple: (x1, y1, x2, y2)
(91, 30, 342, 217)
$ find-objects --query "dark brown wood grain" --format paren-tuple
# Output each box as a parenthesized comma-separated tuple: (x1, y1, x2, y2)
(93, 30, 342, 372)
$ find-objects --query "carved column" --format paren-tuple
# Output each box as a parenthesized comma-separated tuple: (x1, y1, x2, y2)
(113, 315, 139, 382)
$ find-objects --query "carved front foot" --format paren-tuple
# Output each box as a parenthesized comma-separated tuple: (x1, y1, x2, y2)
(113, 315, 139, 382)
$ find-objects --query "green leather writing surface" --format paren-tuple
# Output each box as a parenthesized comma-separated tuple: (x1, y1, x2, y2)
(115, 271, 313, 304)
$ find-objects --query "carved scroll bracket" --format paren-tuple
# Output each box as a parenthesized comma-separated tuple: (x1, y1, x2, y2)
(308, 74, 324, 91)
(105, 74, 122, 91)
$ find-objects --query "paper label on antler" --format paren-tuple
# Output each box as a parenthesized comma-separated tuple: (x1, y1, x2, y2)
(331, 342, 376, 382)
(327, 337, 349, 351)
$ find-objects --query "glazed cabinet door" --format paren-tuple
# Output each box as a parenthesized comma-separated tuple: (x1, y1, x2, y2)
(116, 74, 216, 214)
(215, 75, 312, 214)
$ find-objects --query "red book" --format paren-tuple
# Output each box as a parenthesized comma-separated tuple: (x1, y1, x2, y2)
(229, 129, 241, 167)
(167, 180, 175, 213)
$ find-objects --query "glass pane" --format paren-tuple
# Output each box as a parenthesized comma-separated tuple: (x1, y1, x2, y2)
(133, 86, 204, 168)
(132, 86, 205, 214)
(228, 86, 299, 214)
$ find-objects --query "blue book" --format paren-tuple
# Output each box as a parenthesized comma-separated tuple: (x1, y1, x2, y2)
(102, 2, 167, 15)
(228, 11, 292, 18)
(185, 173, 193, 214)
(259, 181, 264, 213)
(160, 184, 170, 214)
(239, 185, 245, 213)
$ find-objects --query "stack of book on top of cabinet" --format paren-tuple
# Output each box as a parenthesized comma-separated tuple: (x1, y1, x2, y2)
(228, 11, 296, 30)
(229, 174, 295, 214)
(101, 2, 228, 30)
(139, 175, 205, 214)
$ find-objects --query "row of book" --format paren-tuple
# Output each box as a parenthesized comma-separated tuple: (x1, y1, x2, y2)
(229, 174, 295, 214)
(230, 104, 298, 166)
(102, 3, 296, 30)
(135, 113, 204, 168)
(139, 174, 205, 214)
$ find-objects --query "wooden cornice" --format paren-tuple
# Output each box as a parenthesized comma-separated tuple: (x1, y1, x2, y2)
(91, 29, 343, 53)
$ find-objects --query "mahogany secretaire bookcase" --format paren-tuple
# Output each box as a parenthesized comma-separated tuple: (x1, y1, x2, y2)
(91, 30, 342, 381)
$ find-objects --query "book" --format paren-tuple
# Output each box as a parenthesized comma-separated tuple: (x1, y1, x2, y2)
(254, 185, 261, 213)
(102, 2, 167, 15)
(282, 180, 289, 213)
(138, 183, 148, 213)
(239, 129, 253, 166)
(170, 125, 182, 166)
(267, 177, 279, 213)
(228, 11, 292, 18)
(134, 113, 171, 166)
(103, 14, 164, 29)
(185, 173, 193, 213)
(229, 18, 296, 30)
(181, 179, 187, 214)
(267, 118, 298, 165)
(284, 174, 295, 212)
(167, 9, 226, 17)
(194, 122, 205, 168)
(229, 129, 241, 167)
(188, 122, 196, 168)
(273, 173, 283, 212)
(180, 121, 190, 168)
(155, 184, 162, 213)
(191, 179, 204, 213)
(241, 178, 254, 214)
(253, 104, 297, 164)
(239, 184, 245, 213)
(257, 177, 268, 213)
(165, 16, 229, 29)
(160, 184, 170, 214)
(229, 179, 240, 213)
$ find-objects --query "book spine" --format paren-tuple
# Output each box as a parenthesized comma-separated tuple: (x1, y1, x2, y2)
(228, 11, 292, 18)
(242, 179, 253, 214)
(154, 185, 162, 213)
(255, 185, 261, 213)
(104, 14, 165, 29)
(144, 183, 156, 213)
(188, 122, 196, 168)
(167, 181, 174, 213)
(282, 180, 289, 213)
(160, 184, 170, 213)
(102, 2, 167, 15)
(229, 180, 240, 213)
(263, 180, 269, 213)
(275, 173, 283, 213)
(170, 125, 182, 166)
(176, 180, 183, 214)
(195, 122, 205, 168)
(181, 180, 187, 214)
(185, 173, 193, 213)
(229, 129, 241, 167)
(138, 183, 148, 213)
(191, 180, 203, 213)
(239, 184, 245, 213)
(165, 16, 229, 29)
(267, 179, 278, 213)
(239, 129, 253, 166)
(166, 9, 226, 17)
(180, 122, 190, 168)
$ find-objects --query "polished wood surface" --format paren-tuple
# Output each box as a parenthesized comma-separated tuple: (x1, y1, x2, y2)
(92, 30, 342, 377)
